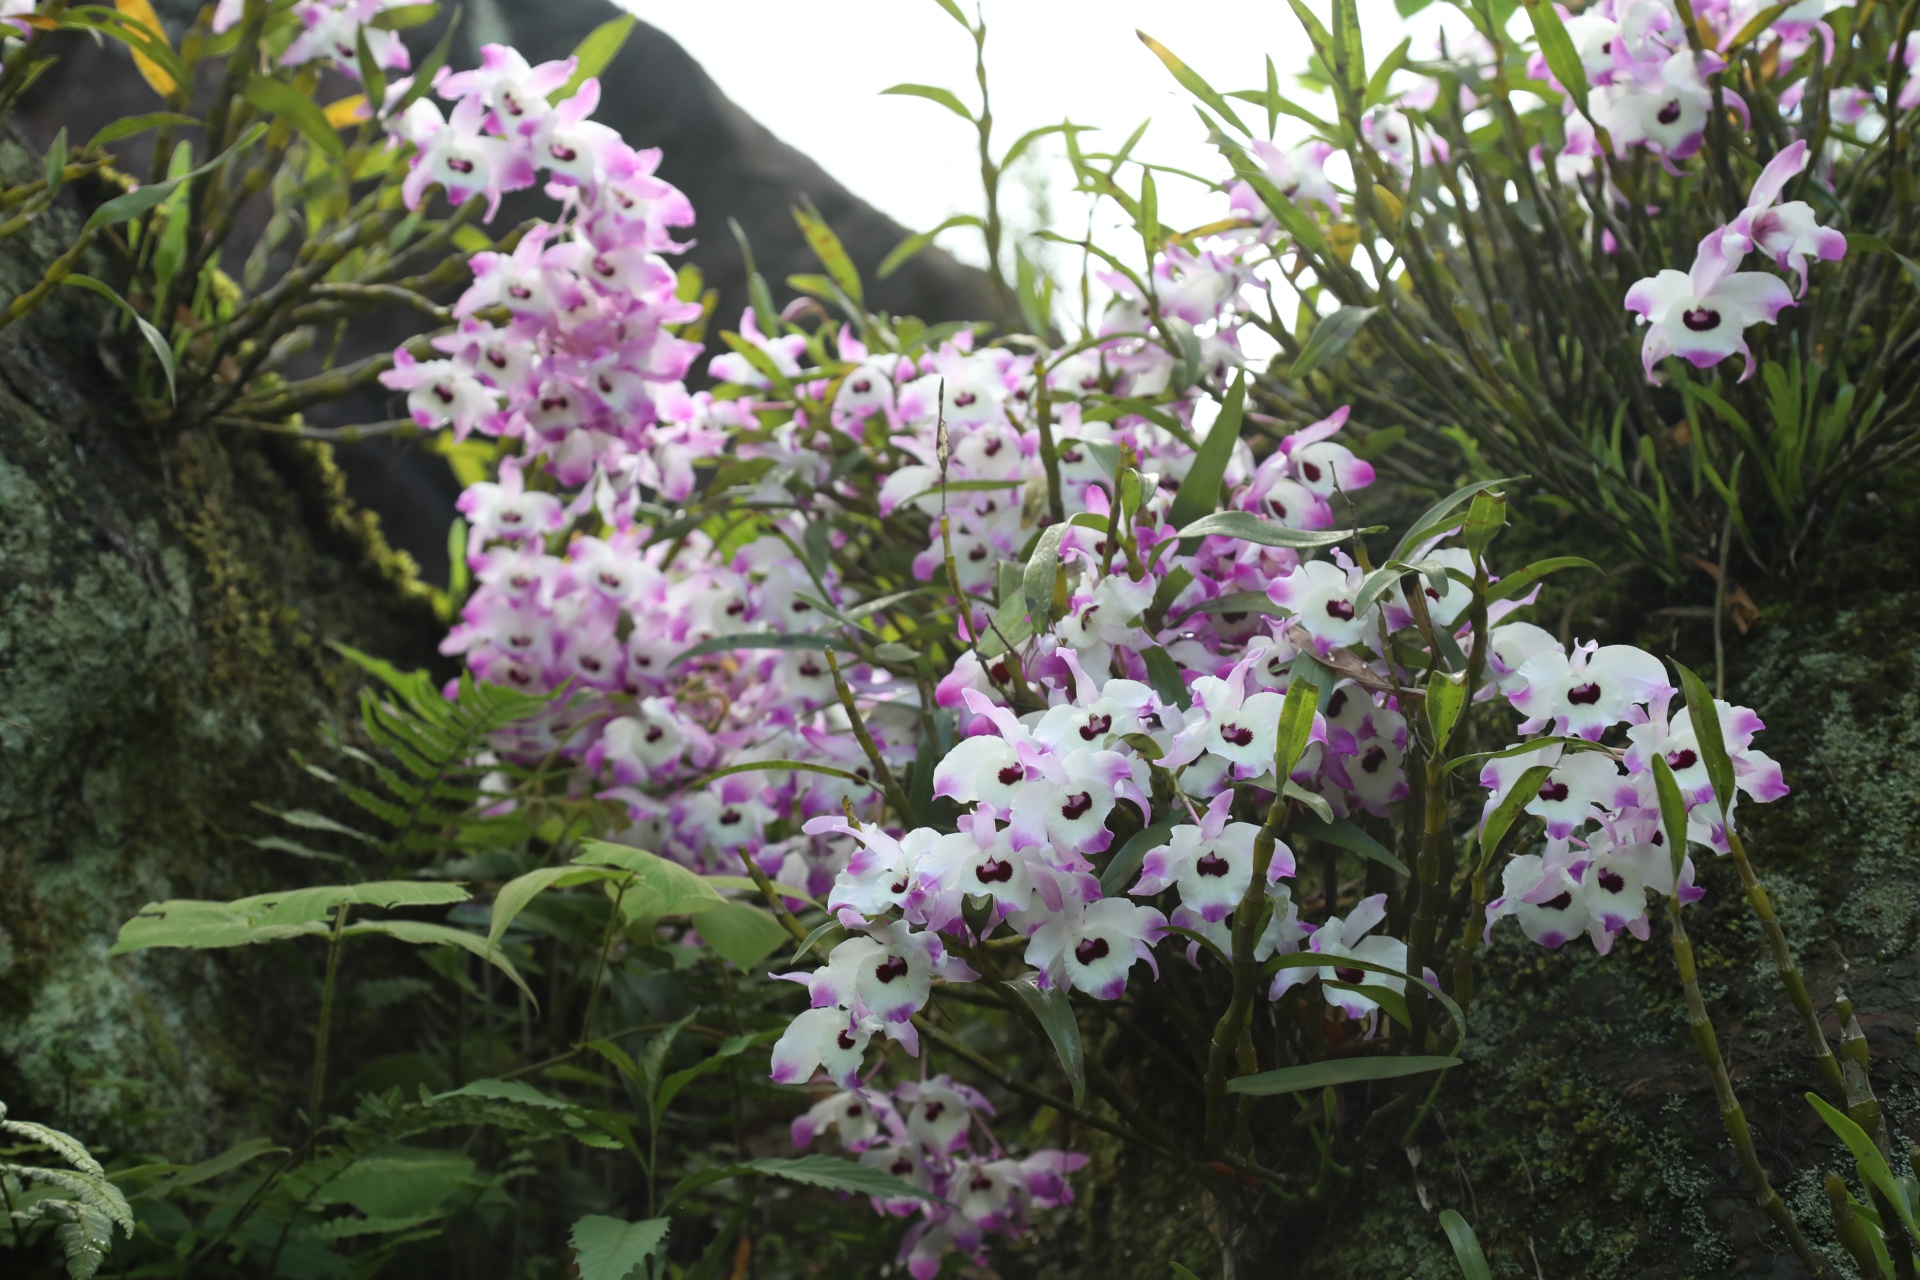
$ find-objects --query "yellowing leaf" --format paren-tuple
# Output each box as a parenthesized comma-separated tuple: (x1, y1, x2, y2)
(1371, 184, 1405, 223)
(324, 94, 370, 128)
(1328, 222, 1360, 264)
(114, 0, 175, 96)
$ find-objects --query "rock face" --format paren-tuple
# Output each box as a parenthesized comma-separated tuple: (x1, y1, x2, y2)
(0, 139, 441, 1154)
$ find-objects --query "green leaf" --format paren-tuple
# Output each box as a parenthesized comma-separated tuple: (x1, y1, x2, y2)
(61, 274, 176, 404)
(1287, 306, 1378, 380)
(1004, 973, 1086, 1106)
(343, 919, 535, 1006)
(315, 1146, 475, 1218)
(109, 881, 470, 954)
(1478, 764, 1553, 860)
(574, 842, 725, 919)
(693, 900, 791, 969)
(671, 631, 835, 665)
(879, 213, 986, 279)
(1141, 645, 1190, 710)
(1389, 477, 1527, 565)
(1023, 523, 1070, 627)
(1672, 661, 1735, 818)
(1101, 819, 1178, 896)
(388, 9, 460, 119)
(1228, 1054, 1460, 1096)
(570, 1213, 670, 1280)
(1168, 370, 1246, 531)
(1488, 555, 1600, 602)
(83, 122, 266, 234)
(242, 75, 344, 160)
(83, 111, 198, 152)
(700, 758, 875, 789)
(1439, 1209, 1492, 1280)
(1725, 0, 1789, 48)
(792, 199, 863, 306)
(654, 1031, 775, 1119)
(1170, 1266, 1204, 1280)
(1808, 1094, 1920, 1245)
(1425, 670, 1467, 756)
(368, 2, 436, 28)
(1174, 512, 1376, 551)
(552, 14, 635, 103)
(127, 1136, 284, 1201)
(1283, 779, 1335, 824)
(488, 865, 620, 948)
(45, 127, 67, 198)
(1521, 0, 1590, 114)
(1365, 37, 1412, 108)
(663, 1154, 936, 1211)
(1329, 0, 1366, 100)
(1136, 31, 1250, 135)
(1277, 671, 1318, 780)
(1461, 490, 1506, 560)
(1292, 813, 1409, 875)
(1650, 753, 1690, 885)
(881, 82, 972, 121)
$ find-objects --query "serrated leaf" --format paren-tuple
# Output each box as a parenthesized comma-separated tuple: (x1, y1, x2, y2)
(552, 14, 635, 103)
(574, 842, 725, 919)
(1004, 973, 1086, 1105)
(1168, 370, 1246, 532)
(570, 1213, 670, 1280)
(1228, 1054, 1460, 1095)
(1287, 306, 1378, 380)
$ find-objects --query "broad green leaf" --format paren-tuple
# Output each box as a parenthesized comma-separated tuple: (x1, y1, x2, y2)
(489, 866, 622, 947)
(671, 631, 835, 665)
(1227, 1054, 1460, 1095)
(552, 14, 635, 103)
(881, 82, 971, 120)
(574, 842, 725, 919)
(1004, 973, 1086, 1106)
(1521, 0, 1590, 114)
(1292, 813, 1409, 875)
(1389, 477, 1527, 565)
(243, 75, 344, 160)
(1439, 1209, 1492, 1280)
(316, 1146, 475, 1218)
(654, 1031, 775, 1118)
(1808, 1094, 1920, 1245)
(1425, 670, 1467, 755)
(1168, 370, 1246, 531)
(1288, 306, 1378, 380)
(367, 2, 435, 28)
(693, 900, 791, 969)
(343, 919, 535, 1006)
(82, 122, 266, 234)
(570, 1213, 670, 1280)
(1137, 31, 1250, 135)
(1461, 490, 1506, 559)
(1174, 512, 1376, 550)
(1673, 661, 1735, 818)
(1141, 645, 1190, 710)
(793, 200, 863, 306)
(1170, 1265, 1204, 1280)
(61, 274, 176, 404)
(1100, 819, 1178, 896)
(128, 1136, 285, 1202)
(1283, 779, 1335, 824)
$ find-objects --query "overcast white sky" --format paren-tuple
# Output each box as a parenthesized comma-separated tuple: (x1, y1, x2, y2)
(623, 0, 1475, 274)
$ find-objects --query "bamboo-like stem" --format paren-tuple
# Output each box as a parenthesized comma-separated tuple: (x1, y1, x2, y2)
(1669, 895, 1831, 1276)
(1724, 827, 1845, 1098)
(823, 646, 914, 821)
(1202, 787, 1289, 1152)
(0, 230, 95, 332)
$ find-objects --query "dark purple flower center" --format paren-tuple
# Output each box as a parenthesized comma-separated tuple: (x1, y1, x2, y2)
(1325, 599, 1356, 621)
(922, 1101, 945, 1121)
(1656, 98, 1682, 124)
(1361, 745, 1387, 774)
(954, 391, 976, 406)
(644, 725, 664, 743)
(718, 808, 742, 826)
(1079, 713, 1113, 741)
(874, 955, 910, 984)
(852, 378, 872, 393)
(1301, 461, 1323, 483)
(837, 1030, 858, 1050)
(1567, 682, 1602, 706)
(1334, 966, 1365, 984)
(550, 143, 578, 162)
(1326, 689, 1348, 718)
(1061, 792, 1093, 820)
(1074, 937, 1110, 965)
(1682, 307, 1720, 332)
(1220, 724, 1255, 747)
(1597, 868, 1627, 893)
(1196, 852, 1231, 878)
(1667, 748, 1698, 770)
(975, 858, 1014, 884)
(971, 1174, 994, 1192)
(447, 156, 475, 174)
(997, 764, 1023, 786)
(1538, 781, 1571, 803)
(1543, 891, 1574, 911)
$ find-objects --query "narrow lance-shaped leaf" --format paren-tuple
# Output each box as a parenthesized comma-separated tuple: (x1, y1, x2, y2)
(1522, 0, 1591, 115)
(1167, 369, 1246, 531)
(243, 75, 346, 160)
(1174, 512, 1381, 550)
(1228, 1054, 1460, 1096)
(1005, 973, 1087, 1106)
(1807, 1093, 1920, 1244)
(1426, 669, 1468, 756)
(1287, 306, 1378, 380)
(1673, 660, 1736, 819)
(1478, 764, 1554, 862)
(82, 122, 267, 234)
(879, 213, 985, 279)
(881, 82, 972, 121)
(1650, 753, 1690, 886)
(1439, 1209, 1493, 1280)
(1389, 476, 1528, 564)
(793, 199, 863, 306)
(1136, 31, 1251, 135)
(61, 275, 177, 404)
(551, 13, 635, 102)
(1277, 668, 1318, 780)
(112, 0, 178, 95)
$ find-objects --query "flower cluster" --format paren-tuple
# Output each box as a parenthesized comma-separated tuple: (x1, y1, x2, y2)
(1624, 140, 1844, 381)
(213, 0, 413, 81)
(790, 1078, 1085, 1278)
(1481, 630, 1787, 951)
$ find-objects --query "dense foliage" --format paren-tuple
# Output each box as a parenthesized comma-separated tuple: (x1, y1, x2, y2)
(2, 0, 1918, 1275)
